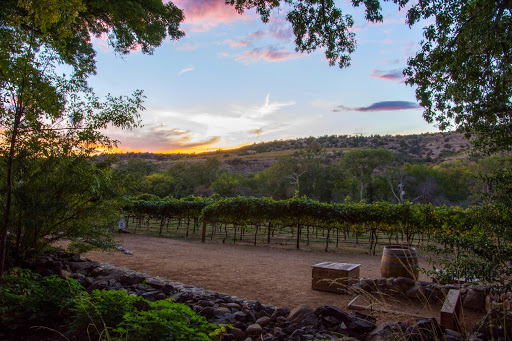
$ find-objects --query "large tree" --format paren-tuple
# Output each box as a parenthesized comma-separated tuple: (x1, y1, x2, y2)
(341, 148, 394, 202)
(0, 0, 185, 280)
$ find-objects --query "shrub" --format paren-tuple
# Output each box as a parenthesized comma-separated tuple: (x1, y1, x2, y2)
(0, 268, 84, 329)
(0, 269, 225, 340)
(113, 300, 224, 341)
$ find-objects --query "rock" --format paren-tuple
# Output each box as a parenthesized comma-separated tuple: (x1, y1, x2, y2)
(245, 323, 262, 335)
(393, 277, 415, 291)
(314, 305, 351, 326)
(70, 272, 85, 281)
(255, 316, 271, 327)
(272, 307, 290, 319)
(197, 299, 215, 308)
(91, 267, 109, 277)
(222, 328, 245, 341)
(87, 279, 109, 292)
(366, 322, 409, 341)
(215, 307, 231, 315)
(229, 328, 246, 341)
(463, 288, 486, 311)
(301, 312, 319, 327)
(289, 328, 305, 340)
(347, 311, 376, 334)
(287, 304, 314, 323)
(69, 253, 82, 262)
(198, 306, 216, 319)
(416, 318, 443, 340)
(406, 285, 425, 299)
(445, 329, 463, 341)
(141, 290, 166, 301)
(171, 292, 191, 303)
(473, 310, 512, 340)
(119, 272, 148, 286)
(226, 302, 241, 310)
(235, 311, 249, 322)
(144, 277, 165, 290)
(360, 278, 378, 291)
(251, 301, 263, 312)
(160, 283, 175, 295)
(59, 269, 72, 278)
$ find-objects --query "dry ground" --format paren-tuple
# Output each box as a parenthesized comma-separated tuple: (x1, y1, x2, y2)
(84, 233, 484, 329)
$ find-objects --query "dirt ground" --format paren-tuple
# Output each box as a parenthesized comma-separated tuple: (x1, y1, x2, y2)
(84, 233, 484, 329)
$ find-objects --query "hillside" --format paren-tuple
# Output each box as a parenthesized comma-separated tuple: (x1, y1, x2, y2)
(109, 132, 472, 174)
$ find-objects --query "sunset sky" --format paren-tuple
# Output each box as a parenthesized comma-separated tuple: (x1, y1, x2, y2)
(90, 0, 437, 153)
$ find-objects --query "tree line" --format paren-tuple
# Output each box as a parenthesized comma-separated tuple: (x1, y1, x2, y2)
(112, 147, 512, 208)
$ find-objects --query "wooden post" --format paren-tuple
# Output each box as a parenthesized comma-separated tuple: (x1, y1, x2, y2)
(440, 289, 461, 331)
(201, 220, 207, 243)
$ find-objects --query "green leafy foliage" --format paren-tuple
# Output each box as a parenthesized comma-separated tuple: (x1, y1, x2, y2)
(113, 300, 223, 341)
(0, 269, 85, 329)
(0, 269, 225, 340)
(403, 0, 512, 152)
(71, 289, 143, 335)
(2, 156, 118, 268)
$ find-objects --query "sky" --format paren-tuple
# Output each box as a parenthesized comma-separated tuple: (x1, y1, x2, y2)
(89, 0, 437, 153)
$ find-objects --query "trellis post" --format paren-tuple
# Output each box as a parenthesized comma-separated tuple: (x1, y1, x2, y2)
(201, 220, 207, 243)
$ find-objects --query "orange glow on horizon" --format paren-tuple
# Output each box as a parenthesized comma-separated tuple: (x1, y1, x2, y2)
(98, 142, 252, 155)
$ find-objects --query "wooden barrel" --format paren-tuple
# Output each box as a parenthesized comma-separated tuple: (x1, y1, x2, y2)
(380, 245, 419, 280)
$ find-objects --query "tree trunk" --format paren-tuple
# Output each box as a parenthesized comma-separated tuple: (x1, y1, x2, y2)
(359, 178, 365, 202)
(0, 106, 23, 282)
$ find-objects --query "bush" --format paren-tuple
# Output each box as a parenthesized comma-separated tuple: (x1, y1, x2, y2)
(0, 268, 84, 329)
(113, 300, 225, 341)
(0, 269, 225, 340)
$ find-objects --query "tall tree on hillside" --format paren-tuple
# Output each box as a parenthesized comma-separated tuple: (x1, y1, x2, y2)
(341, 149, 394, 202)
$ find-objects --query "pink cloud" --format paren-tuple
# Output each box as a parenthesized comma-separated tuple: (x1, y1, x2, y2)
(249, 30, 266, 38)
(235, 46, 302, 64)
(173, 0, 252, 32)
(223, 39, 250, 47)
(268, 19, 294, 41)
(369, 69, 405, 82)
(246, 19, 294, 42)
(177, 42, 200, 51)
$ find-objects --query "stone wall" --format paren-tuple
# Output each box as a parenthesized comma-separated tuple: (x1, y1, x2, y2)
(27, 252, 492, 341)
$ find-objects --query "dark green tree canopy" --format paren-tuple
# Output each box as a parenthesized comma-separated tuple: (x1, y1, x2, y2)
(0, 0, 185, 77)
(404, 0, 512, 152)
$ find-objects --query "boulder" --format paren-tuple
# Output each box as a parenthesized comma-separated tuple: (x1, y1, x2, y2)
(314, 305, 351, 326)
(287, 304, 314, 323)
(463, 288, 486, 311)
(245, 323, 262, 335)
(346, 311, 376, 334)
(141, 290, 165, 301)
(255, 316, 271, 327)
(119, 272, 148, 286)
(366, 322, 410, 341)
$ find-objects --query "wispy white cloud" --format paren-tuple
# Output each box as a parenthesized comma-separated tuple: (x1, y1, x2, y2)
(235, 94, 296, 119)
(178, 67, 195, 76)
(234, 46, 302, 64)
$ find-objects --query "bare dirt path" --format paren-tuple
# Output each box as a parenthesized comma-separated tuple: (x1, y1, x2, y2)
(84, 233, 484, 329)
(85, 234, 432, 311)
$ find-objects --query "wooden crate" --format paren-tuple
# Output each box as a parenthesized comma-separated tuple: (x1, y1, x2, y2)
(312, 262, 360, 294)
